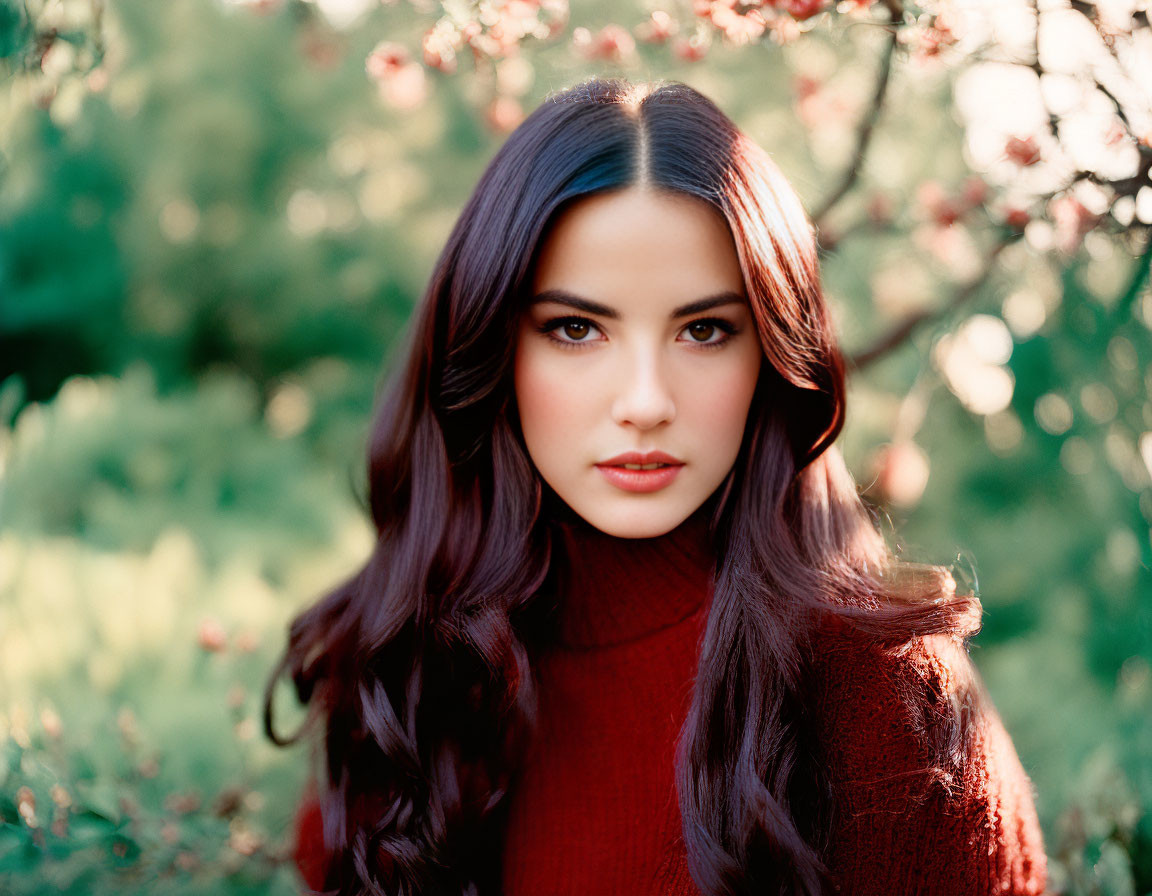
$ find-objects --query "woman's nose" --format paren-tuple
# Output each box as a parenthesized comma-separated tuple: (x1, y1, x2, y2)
(609, 347, 677, 430)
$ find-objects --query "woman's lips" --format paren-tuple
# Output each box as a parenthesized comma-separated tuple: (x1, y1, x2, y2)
(595, 463, 683, 493)
(598, 450, 683, 466)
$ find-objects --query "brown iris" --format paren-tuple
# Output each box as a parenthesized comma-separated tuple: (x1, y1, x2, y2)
(686, 322, 717, 342)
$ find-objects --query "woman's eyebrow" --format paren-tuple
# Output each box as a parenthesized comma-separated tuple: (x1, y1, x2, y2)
(529, 288, 746, 319)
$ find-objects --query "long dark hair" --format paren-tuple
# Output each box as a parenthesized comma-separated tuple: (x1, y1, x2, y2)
(263, 77, 983, 896)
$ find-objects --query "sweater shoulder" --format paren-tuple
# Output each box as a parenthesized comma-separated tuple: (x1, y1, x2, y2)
(809, 618, 977, 762)
(807, 618, 1048, 895)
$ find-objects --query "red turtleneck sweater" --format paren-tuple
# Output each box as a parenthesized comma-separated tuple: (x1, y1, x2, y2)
(292, 509, 1048, 895)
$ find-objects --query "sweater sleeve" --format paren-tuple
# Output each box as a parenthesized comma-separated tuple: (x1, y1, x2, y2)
(293, 782, 330, 894)
(813, 625, 1048, 896)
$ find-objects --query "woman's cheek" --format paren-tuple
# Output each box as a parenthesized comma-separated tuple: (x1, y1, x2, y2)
(515, 348, 588, 459)
(693, 363, 759, 444)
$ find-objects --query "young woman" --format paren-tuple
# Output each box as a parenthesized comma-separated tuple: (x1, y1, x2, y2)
(264, 78, 1048, 896)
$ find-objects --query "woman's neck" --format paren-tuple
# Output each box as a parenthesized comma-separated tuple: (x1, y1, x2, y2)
(547, 503, 717, 649)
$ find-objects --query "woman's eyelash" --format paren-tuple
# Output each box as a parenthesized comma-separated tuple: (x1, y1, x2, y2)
(536, 315, 739, 350)
(681, 318, 740, 347)
(534, 316, 602, 349)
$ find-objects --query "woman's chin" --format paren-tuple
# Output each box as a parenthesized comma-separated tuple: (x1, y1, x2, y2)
(572, 498, 696, 540)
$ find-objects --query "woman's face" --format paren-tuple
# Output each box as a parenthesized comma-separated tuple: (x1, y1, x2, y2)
(513, 187, 763, 538)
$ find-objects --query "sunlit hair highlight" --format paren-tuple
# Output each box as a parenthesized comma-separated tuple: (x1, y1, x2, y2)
(264, 77, 983, 896)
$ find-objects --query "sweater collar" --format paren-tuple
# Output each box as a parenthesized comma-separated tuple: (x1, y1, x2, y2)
(547, 502, 717, 649)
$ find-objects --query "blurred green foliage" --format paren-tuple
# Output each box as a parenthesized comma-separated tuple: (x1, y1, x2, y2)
(1, 0, 1150, 893)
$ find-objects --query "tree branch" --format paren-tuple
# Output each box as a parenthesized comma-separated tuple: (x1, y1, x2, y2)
(848, 235, 1018, 371)
(810, 6, 902, 230)
(1110, 224, 1152, 323)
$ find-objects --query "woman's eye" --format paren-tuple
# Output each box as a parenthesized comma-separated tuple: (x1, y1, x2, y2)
(537, 315, 737, 349)
(681, 318, 737, 347)
(685, 321, 718, 342)
(538, 316, 603, 347)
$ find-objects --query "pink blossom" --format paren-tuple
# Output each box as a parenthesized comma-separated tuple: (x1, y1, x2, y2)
(792, 73, 821, 101)
(869, 441, 930, 508)
(960, 175, 988, 208)
(1004, 135, 1041, 167)
(1003, 207, 1031, 230)
(366, 42, 428, 110)
(380, 64, 427, 110)
(712, 6, 766, 44)
(301, 32, 342, 70)
(458, 0, 562, 59)
(915, 220, 978, 273)
(784, 0, 827, 20)
(423, 23, 461, 74)
(1103, 119, 1127, 147)
(867, 192, 894, 226)
(635, 10, 678, 44)
(538, 0, 570, 39)
(916, 180, 961, 227)
(197, 618, 227, 653)
(365, 41, 410, 81)
(766, 15, 801, 43)
(486, 95, 525, 133)
(794, 78, 853, 131)
(234, 630, 260, 653)
(572, 24, 636, 63)
(673, 33, 710, 61)
(86, 68, 109, 93)
(1050, 194, 1099, 253)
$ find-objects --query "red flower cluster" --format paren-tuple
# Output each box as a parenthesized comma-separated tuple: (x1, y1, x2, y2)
(422, 0, 569, 72)
(694, 0, 834, 35)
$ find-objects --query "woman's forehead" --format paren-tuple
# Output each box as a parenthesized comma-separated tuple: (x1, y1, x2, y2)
(529, 188, 747, 310)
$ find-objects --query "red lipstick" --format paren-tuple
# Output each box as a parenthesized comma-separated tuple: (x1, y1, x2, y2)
(595, 451, 684, 493)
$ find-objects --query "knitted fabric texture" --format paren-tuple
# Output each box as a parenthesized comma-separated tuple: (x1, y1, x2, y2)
(292, 509, 1047, 895)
